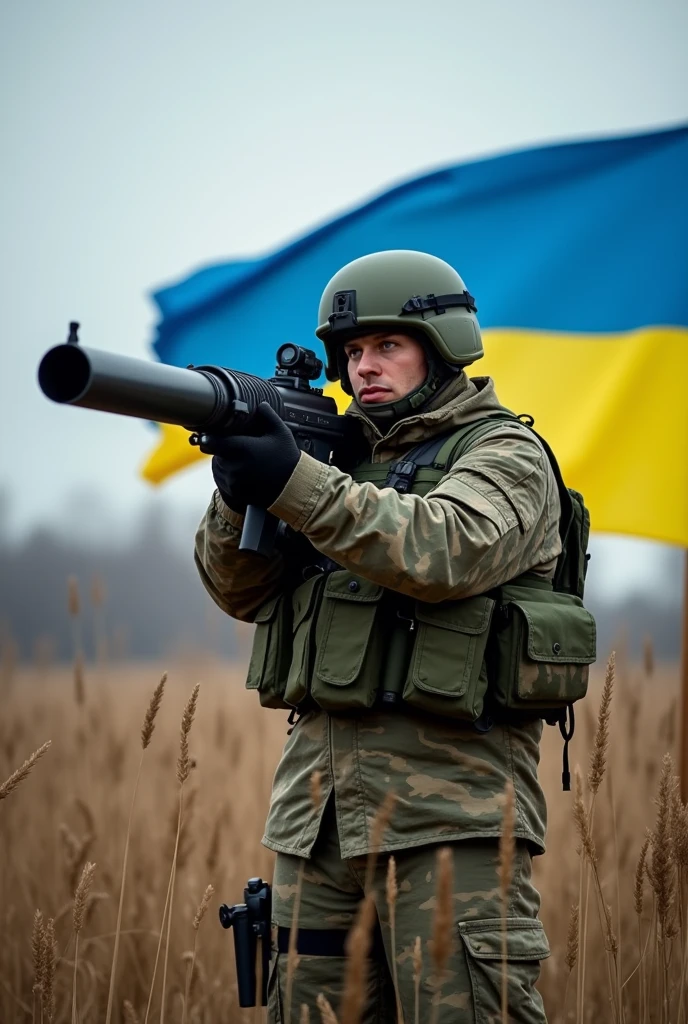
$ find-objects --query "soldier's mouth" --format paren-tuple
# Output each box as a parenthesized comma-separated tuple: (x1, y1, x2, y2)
(359, 386, 392, 402)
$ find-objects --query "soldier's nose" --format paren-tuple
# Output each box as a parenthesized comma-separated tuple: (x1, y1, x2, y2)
(357, 355, 380, 378)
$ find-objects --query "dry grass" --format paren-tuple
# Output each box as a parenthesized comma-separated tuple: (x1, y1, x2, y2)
(428, 847, 453, 1024)
(0, 648, 685, 1022)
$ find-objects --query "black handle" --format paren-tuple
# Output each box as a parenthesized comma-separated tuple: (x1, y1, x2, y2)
(238, 506, 281, 557)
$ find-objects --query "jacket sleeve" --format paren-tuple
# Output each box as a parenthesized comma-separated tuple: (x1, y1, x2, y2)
(268, 426, 562, 602)
(194, 491, 286, 621)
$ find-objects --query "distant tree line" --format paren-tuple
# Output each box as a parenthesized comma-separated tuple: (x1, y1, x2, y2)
(0, 495, 683, 663)
(0, 502, 237, 663)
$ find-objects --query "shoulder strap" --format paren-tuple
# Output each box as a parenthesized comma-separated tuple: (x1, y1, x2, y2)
(383, 413, 522, 493)
(434, 412, 523, 469)
(382, 433, 457, 492)
(422, 413, 585, 597)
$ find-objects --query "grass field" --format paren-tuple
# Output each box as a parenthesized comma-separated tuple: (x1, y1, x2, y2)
(1, 641, 686, 1023)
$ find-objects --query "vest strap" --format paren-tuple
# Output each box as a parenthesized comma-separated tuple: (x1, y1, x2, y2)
(384, 433, 453, 492)
(382, 413, 523, 495)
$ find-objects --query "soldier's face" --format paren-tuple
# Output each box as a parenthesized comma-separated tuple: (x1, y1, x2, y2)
(343, 332, 428, 405)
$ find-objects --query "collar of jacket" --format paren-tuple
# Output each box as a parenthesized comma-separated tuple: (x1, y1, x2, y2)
(345, 373, 510, 460)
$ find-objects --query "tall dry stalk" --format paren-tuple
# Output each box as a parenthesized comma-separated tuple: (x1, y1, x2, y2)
(181, 883, 214, 1024)
(564, 903, 579, 1011)
(669, 780, 688, 949)
(648, 754, 677, 1022)
(588, 651, 615, 800)
(412, 936, 422, 1024)
(674, 784, 688, 1024)
(31, 909, 44, 1024)
(123, 1000, 140, 1024)
(338, 793, 396, 1024)
(578, 651, 615, 1024)
(0, 741, 51, 803)
(364, 791, 396, 891)
(105, 673, 167, 1024)
(161, 682, 199, 1024)
(340, 894, 375, 1024)
(608, 767, 623, 985)
(43, 918, 56, 1024)
(386, 856, 403, 1024)
(634, 835, 650, 1018)
(300, 1004, 310, 1024)
(316, 993, 340, 1024)
(498, 780, 515, 1024)
(429, 847, 453, 1024)
(573, 767, 622, 1023)
(105, 671, 167, 1024)
(72, 861, 96, 1024)
(144, 682, 199, 1024)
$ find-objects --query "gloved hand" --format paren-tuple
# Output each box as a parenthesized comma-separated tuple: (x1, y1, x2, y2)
(199, 402, 300, 512)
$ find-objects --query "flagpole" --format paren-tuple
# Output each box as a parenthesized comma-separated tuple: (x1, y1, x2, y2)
(681, 550, 688, 803)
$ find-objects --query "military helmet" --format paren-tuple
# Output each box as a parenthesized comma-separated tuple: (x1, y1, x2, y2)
(315, 250, 483, 387)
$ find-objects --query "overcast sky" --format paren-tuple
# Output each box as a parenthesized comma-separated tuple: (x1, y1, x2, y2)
(1, 0, 686, 600)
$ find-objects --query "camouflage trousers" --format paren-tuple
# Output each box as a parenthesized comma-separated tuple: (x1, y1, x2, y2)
(267, 799, 549, 1023)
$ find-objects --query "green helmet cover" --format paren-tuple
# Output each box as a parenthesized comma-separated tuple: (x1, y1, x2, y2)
(316, 250, 484, 390)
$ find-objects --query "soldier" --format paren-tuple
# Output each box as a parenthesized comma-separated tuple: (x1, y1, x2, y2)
(195, 250, 594, 1022)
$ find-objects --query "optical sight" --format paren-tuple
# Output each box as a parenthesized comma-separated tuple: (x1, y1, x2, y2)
(276, 344, 322, 381)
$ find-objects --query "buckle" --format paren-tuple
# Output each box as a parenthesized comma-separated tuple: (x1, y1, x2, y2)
(328, 310, 358, 331)
(385, 459, 417, 493)
(400, 291, 478, 316)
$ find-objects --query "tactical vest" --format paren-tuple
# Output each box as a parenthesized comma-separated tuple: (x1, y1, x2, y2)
(244, 413, 597, 788)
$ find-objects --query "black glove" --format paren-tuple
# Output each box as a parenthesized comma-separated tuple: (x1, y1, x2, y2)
(199, 402, 300, 511)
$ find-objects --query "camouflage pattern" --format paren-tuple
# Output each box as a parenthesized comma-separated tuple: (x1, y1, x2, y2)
(268, 797, 549, 1023)
(516, 659, 589, 706)
(194, 371, 562, 858)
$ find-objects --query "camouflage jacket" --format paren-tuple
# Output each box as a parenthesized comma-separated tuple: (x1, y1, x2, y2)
(194, 373, 562, 858)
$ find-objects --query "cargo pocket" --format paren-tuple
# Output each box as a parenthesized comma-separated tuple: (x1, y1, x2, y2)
(284, 574, 326, 708)
(311, 571, 384, 711)
(460, 917, 549, 1023)
(402, 595, 494, 721)
(245, 594, 293, 709)
(491, 586, 596, 711)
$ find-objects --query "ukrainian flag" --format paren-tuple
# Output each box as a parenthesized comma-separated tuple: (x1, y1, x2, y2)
(143, 123, 688, 548)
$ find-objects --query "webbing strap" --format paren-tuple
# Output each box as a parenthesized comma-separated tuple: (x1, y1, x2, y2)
(383, 412, 523, 493)
(383, 432, 456, 492)
(433, 412, 523, 468)
(277, 924, 386, 959)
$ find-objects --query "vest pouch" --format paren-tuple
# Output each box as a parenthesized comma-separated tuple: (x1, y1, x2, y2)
(284, 574, 326, 707)
(402, 595, 495, 720)
(245, 594, 293, 709)
(490, 585, 596, 711)
(310, 571, 385, 711)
